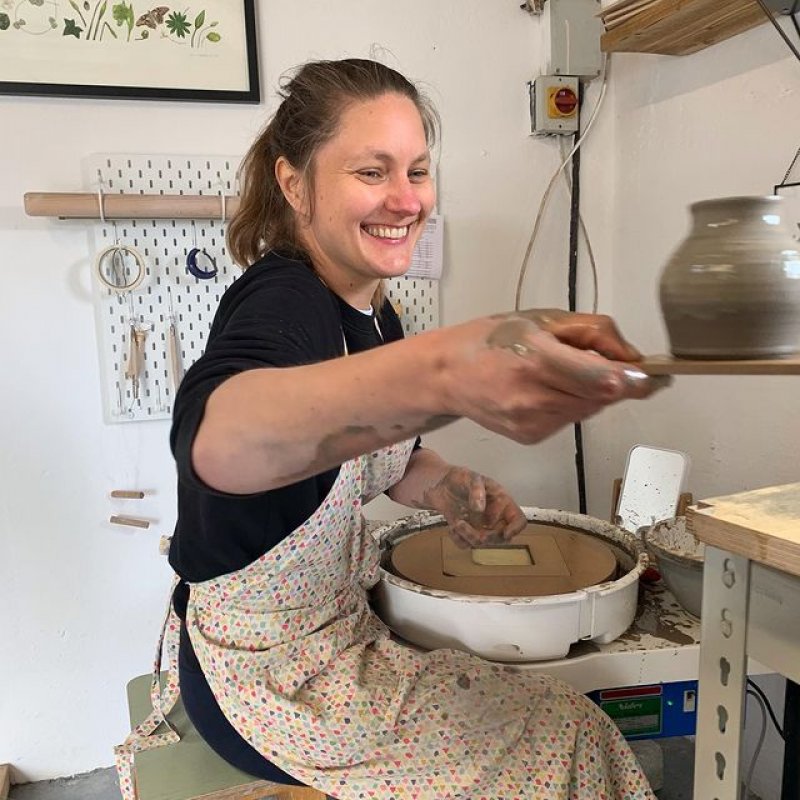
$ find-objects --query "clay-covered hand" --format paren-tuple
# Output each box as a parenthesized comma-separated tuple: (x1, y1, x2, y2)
(522, 308, 643, 361)
(421, 466, 527, 549)
(437, 308, 671, 445)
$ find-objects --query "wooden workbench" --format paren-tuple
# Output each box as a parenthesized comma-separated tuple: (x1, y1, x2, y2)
(688, 483, 800, 799)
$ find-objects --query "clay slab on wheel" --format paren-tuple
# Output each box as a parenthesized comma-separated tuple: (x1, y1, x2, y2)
(389, 523, 618, 597)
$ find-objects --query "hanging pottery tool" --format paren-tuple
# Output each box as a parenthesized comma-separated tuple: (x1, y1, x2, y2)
(186, 219, 218, 280)
(123, 317, 152, 405)
(124, 318, 139, 401)
(93, 182, 146, 294)
(166, 288, 183, 393)
(93, 180, 149, 415)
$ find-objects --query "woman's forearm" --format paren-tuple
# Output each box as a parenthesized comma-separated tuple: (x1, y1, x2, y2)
(192, 331, 457, 494)
(191, 310, 668, 495)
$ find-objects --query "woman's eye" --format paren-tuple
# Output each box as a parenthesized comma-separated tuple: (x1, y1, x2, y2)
(410, 169, 430, 182)
(358, 169, 383, 180)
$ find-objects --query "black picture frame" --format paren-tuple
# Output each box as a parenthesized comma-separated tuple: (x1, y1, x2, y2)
(0, 0, 260, 103)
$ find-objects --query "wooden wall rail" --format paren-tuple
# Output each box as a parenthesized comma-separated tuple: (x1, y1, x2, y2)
(24, 192, 241, 221)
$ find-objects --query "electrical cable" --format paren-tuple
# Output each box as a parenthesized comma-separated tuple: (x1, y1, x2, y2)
(747, 677, 786, 740)
(514, 54, 611, 311)
(755, 0, 800, 62)
(778, 144, 800, 188)
(791, 0, 800, 41)
(744, 689, 768, 800)
(565, 125, 588, 514)
(559, 137, 599, 313)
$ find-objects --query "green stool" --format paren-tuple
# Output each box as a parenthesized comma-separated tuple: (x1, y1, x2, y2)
(126, 674, 328, 800)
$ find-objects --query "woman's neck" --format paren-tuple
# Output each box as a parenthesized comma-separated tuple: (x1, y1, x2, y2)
(314, 263, 378, 310)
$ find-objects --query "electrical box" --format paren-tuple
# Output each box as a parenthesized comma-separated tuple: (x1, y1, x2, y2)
(529, 74, 580, 136)
(539, 0, 604, 79)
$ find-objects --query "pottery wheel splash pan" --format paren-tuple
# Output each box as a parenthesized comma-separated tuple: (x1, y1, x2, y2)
(389, 523, 618, 597)
(372, 507, 647, 662)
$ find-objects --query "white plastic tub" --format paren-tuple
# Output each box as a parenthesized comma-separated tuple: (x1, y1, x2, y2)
(371, 507, 647, 662)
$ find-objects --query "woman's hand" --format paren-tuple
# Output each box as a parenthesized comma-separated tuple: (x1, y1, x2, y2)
(421, 466, 527, 549)
(436, 308, 670, 446)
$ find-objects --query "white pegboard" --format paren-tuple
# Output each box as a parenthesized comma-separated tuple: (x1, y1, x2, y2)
(385, 278, 439, 336)
(88, 153, 440, 424)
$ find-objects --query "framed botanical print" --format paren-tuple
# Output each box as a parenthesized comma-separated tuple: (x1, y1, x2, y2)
(0, 0, 259, 102)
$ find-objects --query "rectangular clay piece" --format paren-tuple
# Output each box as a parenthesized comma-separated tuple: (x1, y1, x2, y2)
(442, 532, 571, 577)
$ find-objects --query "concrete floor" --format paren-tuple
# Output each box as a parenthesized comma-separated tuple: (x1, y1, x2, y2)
(7, 737, 722, 800)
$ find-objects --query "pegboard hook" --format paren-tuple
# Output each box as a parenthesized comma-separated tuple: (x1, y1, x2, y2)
(95, 172, 124, 248)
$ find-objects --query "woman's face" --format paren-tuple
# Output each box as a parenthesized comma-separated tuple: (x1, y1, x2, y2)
(290, 92, 435, 307)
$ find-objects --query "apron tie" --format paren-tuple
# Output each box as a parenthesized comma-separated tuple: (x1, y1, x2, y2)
(114, 576, 181, 800)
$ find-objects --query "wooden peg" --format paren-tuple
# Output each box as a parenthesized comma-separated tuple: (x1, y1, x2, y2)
(0, 764, 11, 800)
(110, 515, 150, 529)
(610, 477, 623, 524)
(676, 491, 694, 517)
(110, 490, 145, 499)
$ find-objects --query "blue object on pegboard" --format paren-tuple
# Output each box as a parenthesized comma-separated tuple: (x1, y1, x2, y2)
(588, 680, 698, 739)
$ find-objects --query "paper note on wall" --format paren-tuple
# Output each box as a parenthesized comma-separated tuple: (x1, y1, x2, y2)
(407, 213, 444, 279)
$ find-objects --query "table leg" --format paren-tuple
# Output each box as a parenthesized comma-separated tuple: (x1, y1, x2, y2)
(693, 546, 751, 800)
(782, 678, 800, 799)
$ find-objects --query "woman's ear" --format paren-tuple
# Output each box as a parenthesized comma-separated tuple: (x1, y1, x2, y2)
(275, 156, 308, 217)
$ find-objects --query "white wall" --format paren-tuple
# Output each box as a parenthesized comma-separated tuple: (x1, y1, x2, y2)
(1, 3, 797, 793)
(586, 25, 800, 800)
(585, 26, 800, 517)
(0, 0, 582, 782)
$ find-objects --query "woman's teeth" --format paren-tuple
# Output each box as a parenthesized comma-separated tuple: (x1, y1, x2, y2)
(363, 225, 409, 240)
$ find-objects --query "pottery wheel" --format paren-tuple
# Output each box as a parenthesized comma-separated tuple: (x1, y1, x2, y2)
(389, 523, 618, 597)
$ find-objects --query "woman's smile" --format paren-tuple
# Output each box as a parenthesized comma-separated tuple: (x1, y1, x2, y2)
(361, 224, 411, 241)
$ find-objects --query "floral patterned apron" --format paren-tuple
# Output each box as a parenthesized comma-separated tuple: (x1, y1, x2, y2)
(116, 434, 656, 799)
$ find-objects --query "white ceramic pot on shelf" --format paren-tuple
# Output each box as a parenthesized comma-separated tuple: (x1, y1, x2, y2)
(371, 507, 647, 663)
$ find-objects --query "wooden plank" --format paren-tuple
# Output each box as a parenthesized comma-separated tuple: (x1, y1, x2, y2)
(601, 0, 766, 55)
(24, 192, 241, 221)
(638, 354, 800, 376)
(688, 483, 800, 577)
(0, 764, 11, 800)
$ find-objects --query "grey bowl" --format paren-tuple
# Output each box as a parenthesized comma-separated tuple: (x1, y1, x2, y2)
(644, 517, 704, 618)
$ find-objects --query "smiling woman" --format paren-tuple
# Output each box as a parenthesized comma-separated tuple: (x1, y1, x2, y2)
(116, 57, 668, 800)
(273, 93, 436, 306)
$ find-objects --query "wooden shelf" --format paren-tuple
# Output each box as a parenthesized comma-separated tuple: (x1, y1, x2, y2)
(24, 191, 240, 221)
(601, 0, 767, 55)
(639, 354, 800, 375)
(689, 483, 800, 577)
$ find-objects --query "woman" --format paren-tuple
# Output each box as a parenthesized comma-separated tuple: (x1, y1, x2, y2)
(118, 58, 666, 800)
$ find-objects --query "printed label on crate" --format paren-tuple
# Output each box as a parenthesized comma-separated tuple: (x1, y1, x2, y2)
(598, 685, 662, 737)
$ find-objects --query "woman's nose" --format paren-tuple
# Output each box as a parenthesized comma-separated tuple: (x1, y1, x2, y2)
(385, 176, 423, 216)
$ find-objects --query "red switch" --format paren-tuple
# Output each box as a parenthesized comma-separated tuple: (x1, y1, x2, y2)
(549, 86, 578, 118)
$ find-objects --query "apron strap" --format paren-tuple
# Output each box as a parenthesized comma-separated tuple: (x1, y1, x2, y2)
(113, 576, 182, 800)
